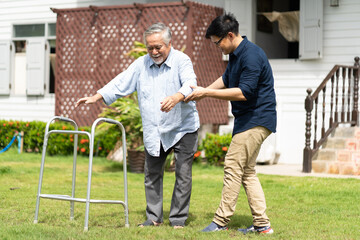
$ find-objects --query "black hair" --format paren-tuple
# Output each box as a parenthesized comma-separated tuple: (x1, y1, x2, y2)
(205, 12, 239, 39)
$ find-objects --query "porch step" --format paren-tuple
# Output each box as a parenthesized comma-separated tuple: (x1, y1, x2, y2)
(333, 126, 360, 138)
(312, 127, 360, 175)
(312, 160, 360, 175)
(322, 137, 356, 149)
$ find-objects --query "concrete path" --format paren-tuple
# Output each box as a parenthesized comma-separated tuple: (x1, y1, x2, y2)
(256, 163, 360, 179)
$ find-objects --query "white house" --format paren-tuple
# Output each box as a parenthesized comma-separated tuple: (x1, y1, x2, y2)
(1, 0, 359, 165)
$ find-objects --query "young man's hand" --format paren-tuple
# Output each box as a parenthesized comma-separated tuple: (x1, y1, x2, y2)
(184, 86, 207, 103)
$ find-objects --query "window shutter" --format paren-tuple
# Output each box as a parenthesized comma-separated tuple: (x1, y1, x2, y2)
(299, 0, 323, 60)
(0, 41, 12, 95)
(26, 38, 46, 95)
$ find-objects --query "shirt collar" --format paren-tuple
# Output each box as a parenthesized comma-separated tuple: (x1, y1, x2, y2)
(148, 47, 174, 68)
(230, 36, 248, 58)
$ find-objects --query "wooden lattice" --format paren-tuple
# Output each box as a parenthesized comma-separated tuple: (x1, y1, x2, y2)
(53, 1, 227, 126)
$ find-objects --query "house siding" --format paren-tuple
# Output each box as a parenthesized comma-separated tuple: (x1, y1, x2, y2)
(0, 95, 55, 122)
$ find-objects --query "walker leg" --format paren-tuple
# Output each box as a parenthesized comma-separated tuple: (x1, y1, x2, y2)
(84, 135, 94, 231)
(70, 132, 78, 220)
(34, 139, 49, 224)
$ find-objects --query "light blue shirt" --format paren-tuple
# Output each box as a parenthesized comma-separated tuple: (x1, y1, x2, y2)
(98, 47, 200, 157)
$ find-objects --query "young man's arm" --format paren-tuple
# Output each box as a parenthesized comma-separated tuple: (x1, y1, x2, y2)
(184, 76, 247, 102)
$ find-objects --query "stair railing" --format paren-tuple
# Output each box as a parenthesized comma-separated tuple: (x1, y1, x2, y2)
(303, 56, 360, 173)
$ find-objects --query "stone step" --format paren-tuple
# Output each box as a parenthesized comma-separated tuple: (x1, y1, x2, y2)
(312, 127, 360, 175)
(323, 138, 347, 149)
(312, 149, 336, 161)
(313, 149, 360, 162)
(324, 138, 359, 151)
(333, 127, 360, 138)
(312, 160, 360, 175)
(312, 160, 338, 174)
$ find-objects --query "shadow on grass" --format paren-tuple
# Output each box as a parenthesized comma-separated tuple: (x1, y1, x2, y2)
(229, 214, 253, 229)
(132, 210, 197, 227)
(103, 162, 126, 172)
(198, 211, 252, 229)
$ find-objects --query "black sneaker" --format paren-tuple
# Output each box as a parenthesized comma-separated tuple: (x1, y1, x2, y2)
(238, 225, 273, 234)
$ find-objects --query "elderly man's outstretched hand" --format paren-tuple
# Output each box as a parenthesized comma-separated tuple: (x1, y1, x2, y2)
(75, 94, 101, 108)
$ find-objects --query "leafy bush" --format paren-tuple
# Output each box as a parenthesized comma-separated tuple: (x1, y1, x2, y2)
(98, 92, 143, 151)
(193, 150, 202, 163)
(0, 119, 116, 157)
(200, 133, 232, 166)
(125, 41, 147, 59)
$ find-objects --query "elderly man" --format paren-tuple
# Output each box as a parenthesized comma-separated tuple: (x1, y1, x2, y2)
(76, 22, 199, 229)
(185, 13, 276, 234)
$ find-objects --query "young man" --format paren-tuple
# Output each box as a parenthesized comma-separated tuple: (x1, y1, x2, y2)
(185, 13, 276, 234)
(76, 22, 199, 229)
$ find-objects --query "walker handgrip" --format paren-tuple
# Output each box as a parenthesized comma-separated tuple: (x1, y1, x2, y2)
(58, 117, 73, 122)
(103, 118, 119, 125)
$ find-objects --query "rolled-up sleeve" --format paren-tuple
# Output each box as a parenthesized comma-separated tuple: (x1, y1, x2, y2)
(177, 56, 197, 97)
(238, 55, 262, 101)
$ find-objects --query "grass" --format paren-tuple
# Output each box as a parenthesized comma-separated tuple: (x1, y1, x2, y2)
(1, 147, 360, 239)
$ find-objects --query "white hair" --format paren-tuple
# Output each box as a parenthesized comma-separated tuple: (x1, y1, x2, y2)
(143, 22, 172, 45)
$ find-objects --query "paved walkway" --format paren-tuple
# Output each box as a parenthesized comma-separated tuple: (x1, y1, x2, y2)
(256, 163, 360, 179)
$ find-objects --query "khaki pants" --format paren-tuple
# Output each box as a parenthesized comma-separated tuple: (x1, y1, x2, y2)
(213, 126, 271, 227)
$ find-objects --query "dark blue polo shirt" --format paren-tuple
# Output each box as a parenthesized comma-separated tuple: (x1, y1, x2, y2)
(222, 36, 277, 135)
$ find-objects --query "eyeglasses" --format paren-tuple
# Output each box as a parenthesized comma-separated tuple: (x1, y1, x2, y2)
(147, 45, 163, 52)
(214, 36, 225, 46)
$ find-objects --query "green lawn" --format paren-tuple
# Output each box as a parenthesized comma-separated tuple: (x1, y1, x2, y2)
(1, 147, 360, 239)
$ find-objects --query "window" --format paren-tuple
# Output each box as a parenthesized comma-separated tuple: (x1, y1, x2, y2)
(14, 24, 45, 38)
(226, 0, 323, 60)
(256, 0, 300, 59)
(48, 23, 56, 37)
(10, 23, 56, 95)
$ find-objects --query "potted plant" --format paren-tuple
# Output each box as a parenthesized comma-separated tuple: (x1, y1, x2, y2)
(98, 92, 145, 173)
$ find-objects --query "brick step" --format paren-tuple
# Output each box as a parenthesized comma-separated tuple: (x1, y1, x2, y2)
(312, 160, 360, 175)
(313, 149, 360, 162)
(333, 126, 360, 138)
(313, 149, 336, 161)
(323, 138, 359, 150)
(312, 127, 360, 175)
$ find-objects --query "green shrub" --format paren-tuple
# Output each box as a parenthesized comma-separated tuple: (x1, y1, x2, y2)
(0, 119, 116, 157)
(98, 92, 143, 151)
(125, 41, 147, 59)
(193, 150, 202, 163)
(200, 133, 232, 166)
